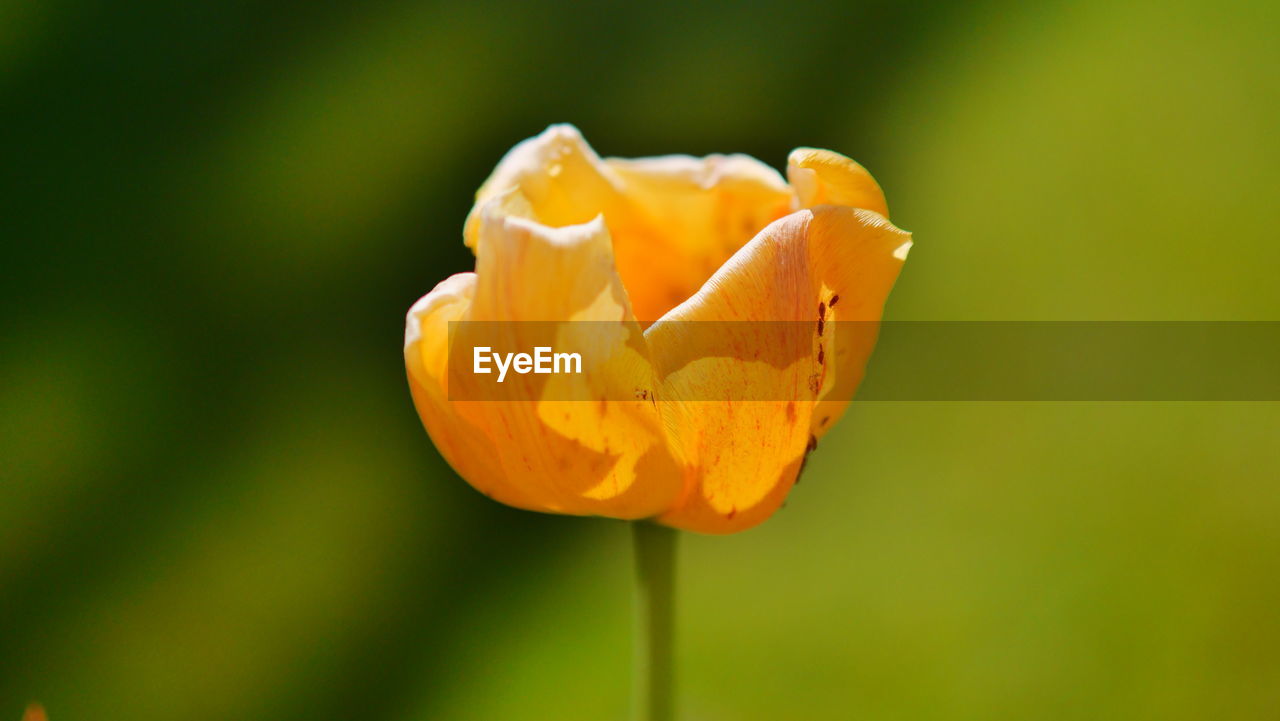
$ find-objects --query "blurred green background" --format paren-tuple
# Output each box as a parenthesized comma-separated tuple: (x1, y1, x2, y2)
(3, 0, 1278, 719)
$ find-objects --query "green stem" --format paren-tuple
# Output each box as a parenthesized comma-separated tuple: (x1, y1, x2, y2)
(632, 521, 677, 721)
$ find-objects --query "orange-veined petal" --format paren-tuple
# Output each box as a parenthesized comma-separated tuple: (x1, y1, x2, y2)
(646, 206, 911, 533)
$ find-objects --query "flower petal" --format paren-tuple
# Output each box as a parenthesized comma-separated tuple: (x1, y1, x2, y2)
(462, 125, 800, 322)
(463, 124, 626, 252)
(409, 198, 684, 518)
(605, 154, 794, 321)
(788, 148, 889, 217)
(645, 206, 911, 533)
(405, 272, 543, 510)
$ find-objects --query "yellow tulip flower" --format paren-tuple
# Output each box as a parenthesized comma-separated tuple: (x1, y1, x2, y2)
(405, 125, 910, 534)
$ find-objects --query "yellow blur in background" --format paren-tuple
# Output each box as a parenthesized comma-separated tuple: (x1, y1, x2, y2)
(2, 0, 1277, 719)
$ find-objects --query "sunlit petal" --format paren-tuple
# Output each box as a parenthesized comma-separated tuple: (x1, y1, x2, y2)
(788, 147, 889, 217)
(410, 195, 683, 517)
(646, 206, 911, 533)
(605, 153, 794, 321)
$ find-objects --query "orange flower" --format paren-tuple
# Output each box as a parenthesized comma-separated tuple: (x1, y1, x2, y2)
(405, 125, 910, 533)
